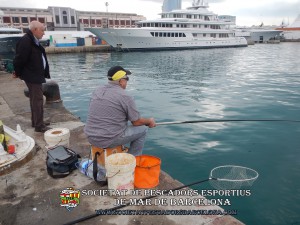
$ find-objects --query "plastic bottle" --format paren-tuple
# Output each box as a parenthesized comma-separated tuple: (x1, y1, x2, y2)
(78, 158, 106, 182)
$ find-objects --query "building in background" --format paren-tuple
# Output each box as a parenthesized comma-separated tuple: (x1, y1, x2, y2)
(276, 14, 300, 41)
(162, 0, 181, 13)
(0, 6, 145, 32)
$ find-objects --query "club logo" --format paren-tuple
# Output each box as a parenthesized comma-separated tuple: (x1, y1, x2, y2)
(60, 187, 80, 211)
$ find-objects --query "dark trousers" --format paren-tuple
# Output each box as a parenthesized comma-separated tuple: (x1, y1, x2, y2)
(25, 82, 44, 129)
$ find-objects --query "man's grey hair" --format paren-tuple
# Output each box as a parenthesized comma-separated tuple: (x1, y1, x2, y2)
(29, 20, 44, 31)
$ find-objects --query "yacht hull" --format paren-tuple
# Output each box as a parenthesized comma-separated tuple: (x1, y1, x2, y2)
(88, 28, 247, 51)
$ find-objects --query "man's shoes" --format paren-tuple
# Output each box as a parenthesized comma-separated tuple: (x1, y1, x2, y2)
(32, 122, 50, 128)
(35, 126, 51, 133)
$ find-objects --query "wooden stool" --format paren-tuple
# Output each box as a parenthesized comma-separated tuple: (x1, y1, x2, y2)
(91, 145, 128, 167)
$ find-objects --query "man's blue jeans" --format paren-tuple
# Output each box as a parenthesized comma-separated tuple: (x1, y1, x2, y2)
(108, 125, 148, 156)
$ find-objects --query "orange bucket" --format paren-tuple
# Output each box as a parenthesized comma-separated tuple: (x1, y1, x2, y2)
(134, 155, 161, 188)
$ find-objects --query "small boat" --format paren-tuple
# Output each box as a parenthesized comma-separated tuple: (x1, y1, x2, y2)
(87, 0, 247, 51)
(0, 124, 35, 171)
(0, 27, 23, 54)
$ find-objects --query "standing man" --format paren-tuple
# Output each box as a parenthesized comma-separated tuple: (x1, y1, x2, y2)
(13, 21, 51, 133)
(84, 66, 156, 156)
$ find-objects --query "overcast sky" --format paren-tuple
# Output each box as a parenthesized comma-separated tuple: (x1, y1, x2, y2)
(1, 0, 299, 26)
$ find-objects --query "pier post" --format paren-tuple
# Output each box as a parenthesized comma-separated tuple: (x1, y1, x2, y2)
(24, 80, 63, 107)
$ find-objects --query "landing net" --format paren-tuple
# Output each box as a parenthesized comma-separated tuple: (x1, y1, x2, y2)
(209, 165, 259, 190)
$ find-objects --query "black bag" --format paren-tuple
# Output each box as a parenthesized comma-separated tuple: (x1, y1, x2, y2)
(46, 146, 80, 178)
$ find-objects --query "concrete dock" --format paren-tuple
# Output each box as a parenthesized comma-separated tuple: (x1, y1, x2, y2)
(45, 45, 111, 54)
(0, 70, 243, 225)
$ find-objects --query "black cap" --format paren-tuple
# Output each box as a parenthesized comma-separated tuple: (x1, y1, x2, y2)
(107, 66, 131, 81)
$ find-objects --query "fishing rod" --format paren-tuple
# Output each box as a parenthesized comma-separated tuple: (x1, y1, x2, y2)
(156, 119, 300, 126)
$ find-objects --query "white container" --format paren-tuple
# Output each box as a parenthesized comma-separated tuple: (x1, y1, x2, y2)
(84, 37, 93, 46)
(105, 153, 136, 193)
(44, 128, 70, 148)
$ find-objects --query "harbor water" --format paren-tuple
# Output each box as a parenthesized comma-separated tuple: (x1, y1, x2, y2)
(22, 43, 300, 224)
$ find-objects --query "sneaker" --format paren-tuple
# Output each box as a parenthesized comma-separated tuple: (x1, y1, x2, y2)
(35, 126, 51, 133)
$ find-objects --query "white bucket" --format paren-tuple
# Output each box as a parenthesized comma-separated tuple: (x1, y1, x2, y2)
(105, 153, 136, 193)
(44, 128, 70, 148)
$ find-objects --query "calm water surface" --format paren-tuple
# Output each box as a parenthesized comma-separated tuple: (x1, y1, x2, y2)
(47, 43, 300, 225)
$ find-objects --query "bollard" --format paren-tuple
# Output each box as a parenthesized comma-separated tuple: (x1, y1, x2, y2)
(42, 80, 62, 103)
(24, 80, 63, 107)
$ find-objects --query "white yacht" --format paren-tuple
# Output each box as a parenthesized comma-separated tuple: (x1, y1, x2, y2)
(0, 27, 23, 54)
(87, 0, 247, 51)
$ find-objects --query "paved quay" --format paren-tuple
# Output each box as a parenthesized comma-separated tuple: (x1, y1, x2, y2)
(0, 70, 243, 225)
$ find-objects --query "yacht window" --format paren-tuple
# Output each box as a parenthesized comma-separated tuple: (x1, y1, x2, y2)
(162, 23, 165, 27)
(150, 32, 154, 37)
(159, 32, 162, 37)
(155, 23, 159, 27)
(175, 33, 178, 37)
(179, 33, 182, 37)
(183, 33, 186, 37)
(167, 33, 171, 37)
(171, 33, 174, 37)
(163, 33, 167, 37)
(219, 33, 229, 38)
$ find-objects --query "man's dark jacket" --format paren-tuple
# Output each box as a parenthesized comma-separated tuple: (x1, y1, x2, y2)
(13, 30, 50, 83)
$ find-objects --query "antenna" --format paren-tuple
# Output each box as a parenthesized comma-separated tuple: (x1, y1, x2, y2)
(105, 2, 109, 12)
